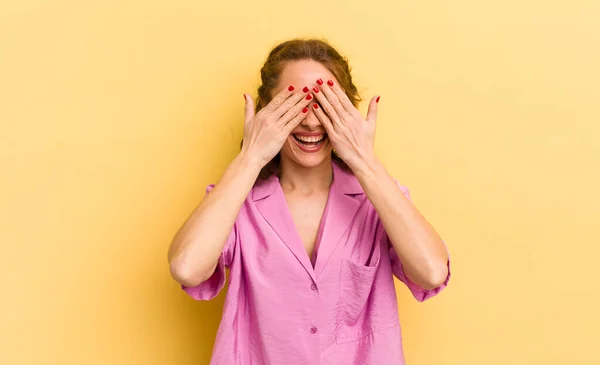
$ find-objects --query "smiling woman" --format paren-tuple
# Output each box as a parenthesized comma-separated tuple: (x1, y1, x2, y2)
(167, 38, 450, 365)
(253, 39, 361, 179)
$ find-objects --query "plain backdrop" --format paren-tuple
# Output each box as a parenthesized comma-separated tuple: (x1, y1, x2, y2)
(1, 1, 599, 364)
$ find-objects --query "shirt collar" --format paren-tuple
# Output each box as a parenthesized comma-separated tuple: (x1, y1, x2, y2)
(251, 160, 363, 201)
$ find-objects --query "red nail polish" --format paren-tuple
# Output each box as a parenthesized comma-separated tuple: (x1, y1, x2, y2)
(317, 79, 324, 85)
(376, 96, 381, 103)
(288, 85, 295, 92)
(313, 103, 319, 109)
(313, 86, 319, 93)
(306, 94, 313, 100)
(327, 80, 334, 86)
(302, 107, 309, 113)
(302, 86, 310, 93)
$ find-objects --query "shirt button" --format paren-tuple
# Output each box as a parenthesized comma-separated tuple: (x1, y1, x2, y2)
(310, 284, 317, 290)
(310, 327, 318, 334)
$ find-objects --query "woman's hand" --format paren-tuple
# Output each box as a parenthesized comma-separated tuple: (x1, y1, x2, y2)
(311, 79, 379, 172)
(241, 85, 313, 168)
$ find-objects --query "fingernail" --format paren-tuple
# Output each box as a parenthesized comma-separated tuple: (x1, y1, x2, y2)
(376, 96, 381, 103)
(313, 103, 319, 109)
(302, 86, 310, 93)
(313, 86, 320, 93)
(288, 85, 295, 92)
(317, 79, 324, 85)
(302, 107, 309, 113)
(242, 94, 246, 100)
(306, 94, 313, 100)
(327, 80, 334, 86)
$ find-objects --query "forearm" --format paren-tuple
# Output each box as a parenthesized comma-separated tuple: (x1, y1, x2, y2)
(353, 156, 448, 289)
(168, 153, 261, 287)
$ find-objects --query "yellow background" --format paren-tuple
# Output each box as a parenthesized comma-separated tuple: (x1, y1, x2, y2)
(2, 1, 599, 364)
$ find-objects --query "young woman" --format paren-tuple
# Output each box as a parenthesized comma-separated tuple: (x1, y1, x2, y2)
(168, 38, 450, 365)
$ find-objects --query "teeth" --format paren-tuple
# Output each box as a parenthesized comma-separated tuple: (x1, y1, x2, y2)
(295, 134, 324, 143)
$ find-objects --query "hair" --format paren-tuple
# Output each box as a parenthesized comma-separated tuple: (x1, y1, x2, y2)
(249, 38, 361, 179)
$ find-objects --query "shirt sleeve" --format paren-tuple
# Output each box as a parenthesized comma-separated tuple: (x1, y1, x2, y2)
(388, 183, 451, 302)
(181, 184, 238, 301)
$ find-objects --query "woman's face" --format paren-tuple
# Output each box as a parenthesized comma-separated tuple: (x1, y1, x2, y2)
(272, 60, 336, 169)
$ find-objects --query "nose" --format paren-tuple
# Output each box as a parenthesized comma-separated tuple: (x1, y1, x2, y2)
(300, 105, 322, 129)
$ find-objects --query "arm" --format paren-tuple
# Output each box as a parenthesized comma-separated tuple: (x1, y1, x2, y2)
(353, 156, 449, 290)
(310, 80, 448, 290)
(168, 153, 260, 287)
(168, 87, 313, 288)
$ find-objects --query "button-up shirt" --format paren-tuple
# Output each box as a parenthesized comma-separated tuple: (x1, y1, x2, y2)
(183, 161, 450, 364)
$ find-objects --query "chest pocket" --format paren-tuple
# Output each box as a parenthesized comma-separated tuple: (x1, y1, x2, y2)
(335, 243, 398, 343)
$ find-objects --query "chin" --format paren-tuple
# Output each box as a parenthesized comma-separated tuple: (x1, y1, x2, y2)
(292, 153, 331, 168)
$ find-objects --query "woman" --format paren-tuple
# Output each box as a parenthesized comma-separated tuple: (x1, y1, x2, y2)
(168, 39, 450, 364)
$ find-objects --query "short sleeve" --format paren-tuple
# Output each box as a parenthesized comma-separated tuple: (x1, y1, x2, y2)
(181, 184, 238, 301)
(388, 183, 451, 302)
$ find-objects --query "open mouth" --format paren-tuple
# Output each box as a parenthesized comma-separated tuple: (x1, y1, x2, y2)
(292, 133, 328, 152)
(293, 133, 326, 146)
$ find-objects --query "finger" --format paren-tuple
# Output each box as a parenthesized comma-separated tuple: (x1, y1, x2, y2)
(243, 94, 255, 124)
(271, 86, 311, 121)
(366, 95, 380, 123)
(328, 80, 362, 119)
(312, 85, 342, 126)
(277, 92, 314, 126)
(320, 79, 349, 119)
(260, 84, 297, 115)
(311, 102, 335, 135)
(283, 104, 309, 134)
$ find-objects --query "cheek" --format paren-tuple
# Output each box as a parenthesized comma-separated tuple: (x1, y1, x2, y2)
(281, 136, 296, 152)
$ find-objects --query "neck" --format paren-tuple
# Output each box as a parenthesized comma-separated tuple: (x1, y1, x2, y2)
(279, 155, 333, 193)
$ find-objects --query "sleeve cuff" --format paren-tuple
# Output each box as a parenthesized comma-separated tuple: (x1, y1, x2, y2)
(391, 247, 451, 302)
(400, 258, 450, 302)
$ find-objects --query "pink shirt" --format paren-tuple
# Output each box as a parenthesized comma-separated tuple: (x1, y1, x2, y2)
(183, 161, 450, 364)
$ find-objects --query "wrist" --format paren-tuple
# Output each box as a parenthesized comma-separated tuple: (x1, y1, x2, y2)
(234, 151, 264, 176)
(353, 156, 392, 195)
(350, 152, 382, 178)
